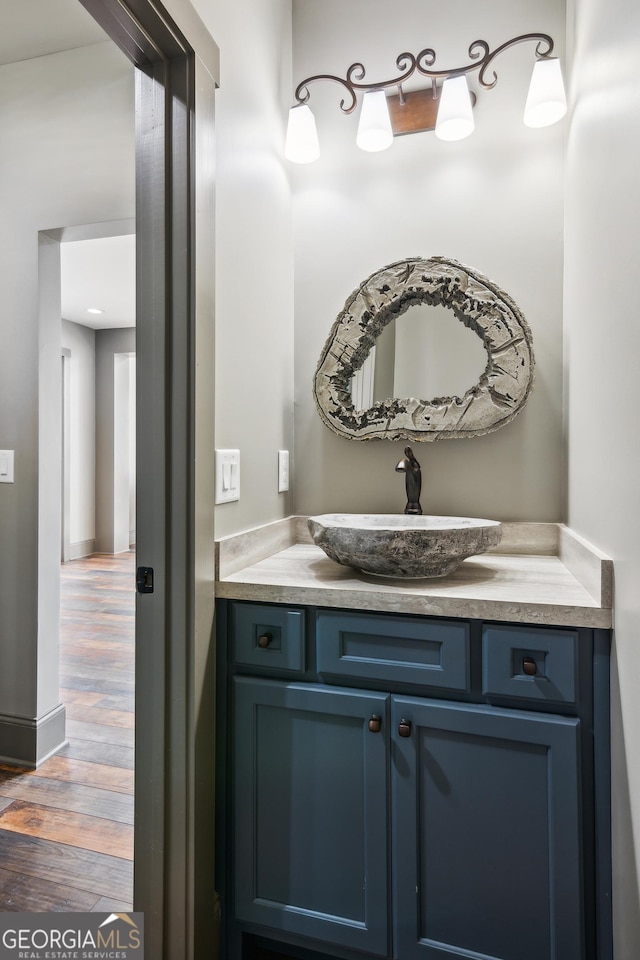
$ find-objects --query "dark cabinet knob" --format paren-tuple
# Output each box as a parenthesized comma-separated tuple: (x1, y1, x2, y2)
(257, 633, 272, 649)
(368, 715, 382, 733)
(522, 656, 538, 676)
(398, 719, 412, 738)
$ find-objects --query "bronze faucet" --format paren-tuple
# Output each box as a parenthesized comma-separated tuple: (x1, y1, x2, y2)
(395, 446, 423, 515)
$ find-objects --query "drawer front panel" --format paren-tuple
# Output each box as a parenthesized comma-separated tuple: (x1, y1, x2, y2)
(231, 603, 305, 672)
(317, 611, 470, 691)
(482, 624, 578, 705)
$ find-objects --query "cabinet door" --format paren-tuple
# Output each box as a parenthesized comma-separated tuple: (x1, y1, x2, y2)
(392, 697, 583, 960)
(233, 677, 390, 956)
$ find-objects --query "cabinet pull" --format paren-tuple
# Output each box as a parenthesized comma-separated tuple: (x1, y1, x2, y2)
(522, 656, 538, 676)
(398, 718, 412, 738)
(368, 715, 382, 733)
(257, 633, 273, 649)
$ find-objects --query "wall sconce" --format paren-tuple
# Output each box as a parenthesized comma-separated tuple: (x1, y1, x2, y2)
(285, 33, 566, 162)
(285, 103, 320, 163)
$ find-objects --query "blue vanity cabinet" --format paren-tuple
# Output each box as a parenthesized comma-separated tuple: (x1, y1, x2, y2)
(232, 676, 390, 956)
(391, 697, 583, 960)
(217, 601, 610, 960)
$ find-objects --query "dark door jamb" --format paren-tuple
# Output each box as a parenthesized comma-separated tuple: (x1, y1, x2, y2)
(77, 2, 218, 957)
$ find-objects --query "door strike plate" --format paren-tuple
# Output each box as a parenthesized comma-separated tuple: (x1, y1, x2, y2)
(136, 566, 154, 594)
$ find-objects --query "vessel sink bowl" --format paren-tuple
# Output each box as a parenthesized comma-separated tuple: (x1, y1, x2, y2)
(307, 513, 502, 579)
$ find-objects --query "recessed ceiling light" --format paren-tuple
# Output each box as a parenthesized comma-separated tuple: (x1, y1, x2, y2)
(87, 307, 104, 315)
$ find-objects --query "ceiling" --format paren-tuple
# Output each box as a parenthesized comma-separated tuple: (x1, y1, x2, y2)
(0, 0, 107, 67)
(61, 235, 136, 330)
(3, 0, 135, 330)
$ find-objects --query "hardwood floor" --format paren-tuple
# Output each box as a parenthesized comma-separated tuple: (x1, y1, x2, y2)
(0, 552, 135, 912)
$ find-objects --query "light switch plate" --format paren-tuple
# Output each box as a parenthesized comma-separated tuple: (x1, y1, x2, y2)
(0, 450, 15, 483)
(215, 449, 240, 504)
(278, 450, 289, 493)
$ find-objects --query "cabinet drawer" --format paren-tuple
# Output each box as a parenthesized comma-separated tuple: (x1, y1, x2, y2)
(317, 611, 469, 691)
(231, 603, 305, 673)
(482, 624, 578, 705)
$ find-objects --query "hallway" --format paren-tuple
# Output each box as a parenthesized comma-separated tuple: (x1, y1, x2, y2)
(0, 552, 135, 911)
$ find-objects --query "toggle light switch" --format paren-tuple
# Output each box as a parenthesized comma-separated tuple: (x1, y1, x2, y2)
(215, 449, 240, 504)
(0, 450, 15, 483)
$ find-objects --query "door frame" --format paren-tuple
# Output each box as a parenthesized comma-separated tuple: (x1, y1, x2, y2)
(77, 2, 218, 957)
(61, 348, 71, 562)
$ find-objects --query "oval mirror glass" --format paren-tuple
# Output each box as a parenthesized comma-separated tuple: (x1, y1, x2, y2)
(350, 302, 489, 412)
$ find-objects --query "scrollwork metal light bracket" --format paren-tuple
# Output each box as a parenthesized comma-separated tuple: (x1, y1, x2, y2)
(285, 33, 566, 160)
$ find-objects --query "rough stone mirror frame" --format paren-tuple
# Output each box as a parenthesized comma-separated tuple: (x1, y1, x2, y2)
(313, 256, 535, 441)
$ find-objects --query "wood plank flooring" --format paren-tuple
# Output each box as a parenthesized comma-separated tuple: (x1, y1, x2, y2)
(0, 552, 135, 912)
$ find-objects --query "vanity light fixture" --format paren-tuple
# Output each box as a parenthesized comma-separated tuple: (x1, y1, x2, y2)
(284, 103, 320, 163)
(285, 33, 566, 162)
(435, 75, 475, 141)
(523, 56, 567, 127)
(356, 89, 394, 152)
(86, 307, 104, 315)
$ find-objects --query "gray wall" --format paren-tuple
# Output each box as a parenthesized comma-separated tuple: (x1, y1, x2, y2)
(0, 41, 134, 759)
(292, 0, 566, 521)
(60, 320, 135, 556)
(95, 327, 136, 553)
(564, 0, 640, 953)
(196, 0, 295, 538)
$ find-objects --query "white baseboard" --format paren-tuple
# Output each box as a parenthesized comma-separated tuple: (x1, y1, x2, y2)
(68, 538, 96, 560)
(0, 703, 66, 768)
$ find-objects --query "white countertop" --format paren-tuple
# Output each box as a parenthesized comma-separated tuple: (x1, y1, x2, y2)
(215, 518, 613, 629)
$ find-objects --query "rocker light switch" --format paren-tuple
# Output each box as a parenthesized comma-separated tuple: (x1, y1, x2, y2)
(278, 450, 289, 493)
(0, 450, 14, 483)
(215, 449, 240, 504)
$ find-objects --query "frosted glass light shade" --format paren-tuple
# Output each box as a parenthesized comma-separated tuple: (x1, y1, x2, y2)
(285, 104, 320, 163)
(523, 58, 567, 128)
(356, 90, 393, 152)
(435, 76, 475, 141)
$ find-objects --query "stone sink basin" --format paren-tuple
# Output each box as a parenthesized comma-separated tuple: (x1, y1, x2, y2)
(307, 513, 502, 579)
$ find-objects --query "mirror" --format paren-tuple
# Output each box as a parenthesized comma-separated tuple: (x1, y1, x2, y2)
(350, 302, 489, 412)
(314, 256, 535, 442)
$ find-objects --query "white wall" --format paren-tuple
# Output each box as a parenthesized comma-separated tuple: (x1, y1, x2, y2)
(192, 0, 295, 537)
(565, 0, 640, 954)
(292, 0, 566, 521)
(0, 41, 134, 742)
(61, 318, 96, 549)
